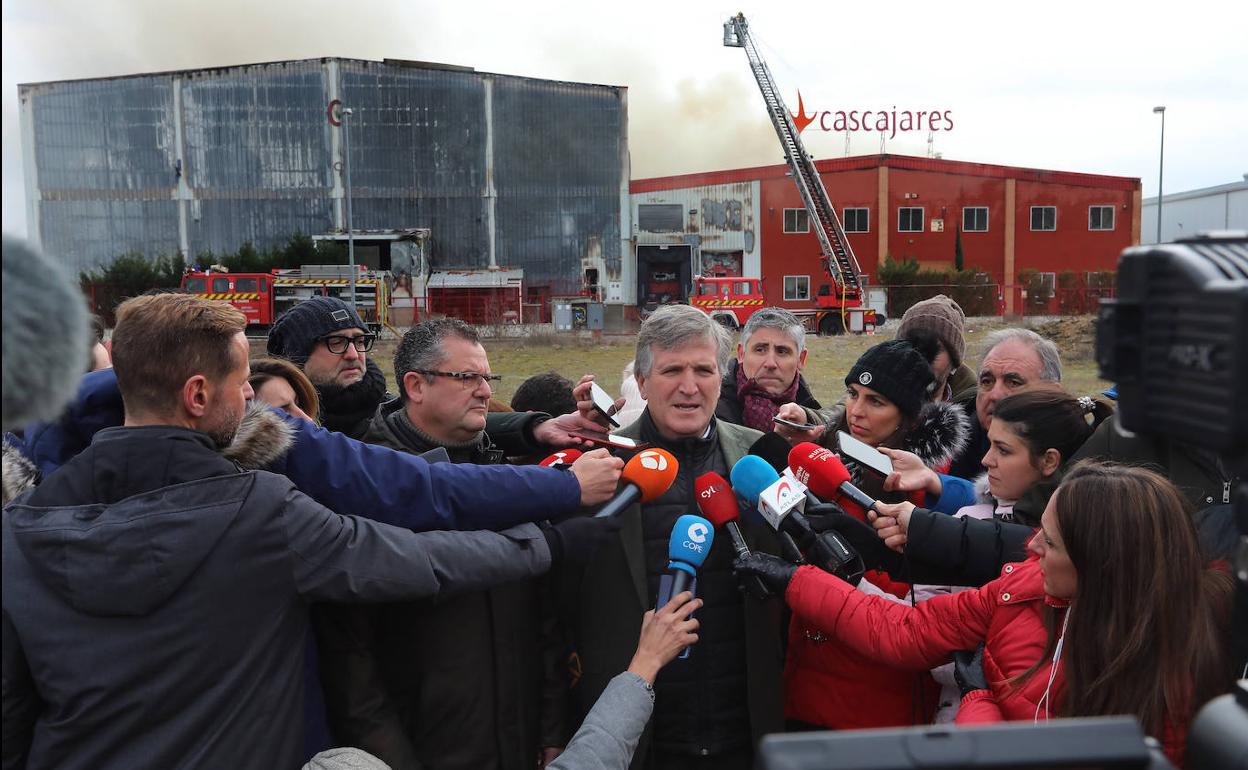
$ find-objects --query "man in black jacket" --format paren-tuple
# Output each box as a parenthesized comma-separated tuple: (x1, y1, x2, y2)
(716, 307, 820, 432)
(2, 294, 601, 770)
(317, 319, 574, 770)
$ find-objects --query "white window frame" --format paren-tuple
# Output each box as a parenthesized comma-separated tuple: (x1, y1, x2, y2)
(783, 208, 810, 234)
(1088, 205, 1115, 231)
(898, 207, 924, 233)
(962, 206, 989, 233)
(1030, 206, 1057, 231)
(784, 275, 810, 301)
(843, 207, 870, 233)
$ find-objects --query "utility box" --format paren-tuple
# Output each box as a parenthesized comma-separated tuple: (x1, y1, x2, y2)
(553, 298, 604, 331)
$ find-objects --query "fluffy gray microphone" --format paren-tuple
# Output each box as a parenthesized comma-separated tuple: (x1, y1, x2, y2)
(2, 237, 90, 431)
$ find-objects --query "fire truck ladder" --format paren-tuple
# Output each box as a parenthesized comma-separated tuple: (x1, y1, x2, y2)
(723, 13, 863, 302)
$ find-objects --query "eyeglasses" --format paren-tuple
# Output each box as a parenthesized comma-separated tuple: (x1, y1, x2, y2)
(322, 333, 376, 355)
(414, 369, 503, 388)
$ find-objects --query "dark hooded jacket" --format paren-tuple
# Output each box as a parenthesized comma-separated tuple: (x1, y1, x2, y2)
(715, 359, 821, 428)
(1, 423, 552, 770)
(314, 398, 566, 770)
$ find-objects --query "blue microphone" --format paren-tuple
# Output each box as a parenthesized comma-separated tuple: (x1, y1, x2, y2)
(728, 455, 779, 507)
(666, 514, 715, 598)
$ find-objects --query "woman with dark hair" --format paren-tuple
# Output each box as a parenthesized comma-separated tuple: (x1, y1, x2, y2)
(776, 340, 970, 732)
(736, 460, 1232, 767)
(249, 357, 320, 424)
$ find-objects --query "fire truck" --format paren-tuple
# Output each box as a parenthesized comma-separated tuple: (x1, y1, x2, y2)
(697, 14, 877, 335)
(181, 264, 391, 331)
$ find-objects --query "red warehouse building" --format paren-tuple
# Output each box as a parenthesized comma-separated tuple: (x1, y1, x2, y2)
(630, 154, 1141, 315)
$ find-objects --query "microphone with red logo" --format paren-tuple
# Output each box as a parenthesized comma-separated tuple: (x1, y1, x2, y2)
(591, 448, 679, 519)
(695, 472, 772, 598)
(539, 449, 583, 469)
(787, 442, 878, 515)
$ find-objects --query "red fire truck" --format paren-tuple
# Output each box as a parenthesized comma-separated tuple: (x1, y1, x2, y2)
(689, 275, 876, 335)
(181, 265, 391, 330)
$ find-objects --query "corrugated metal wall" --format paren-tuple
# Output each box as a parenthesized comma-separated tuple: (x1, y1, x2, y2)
(21, 58, 626, 295)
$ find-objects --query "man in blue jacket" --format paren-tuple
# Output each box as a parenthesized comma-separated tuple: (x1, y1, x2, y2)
(1, 293, 620, 770)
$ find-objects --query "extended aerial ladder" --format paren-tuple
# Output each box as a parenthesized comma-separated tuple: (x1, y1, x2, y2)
(724, 13, 865, 314)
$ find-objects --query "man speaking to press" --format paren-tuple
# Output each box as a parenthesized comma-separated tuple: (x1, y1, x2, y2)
(558, 305, 787, 770)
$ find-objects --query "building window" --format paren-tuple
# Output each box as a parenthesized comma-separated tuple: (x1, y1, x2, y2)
(962, 207, 989, 232)
(638, 204, 684, 232)
(784, 275, 810, 301)
(898, 207, 924, 233)
(1030, 206, 1057, 231)
(843, 207, 869, 232)
(212, 277, 231, 293)
(784, 209, 810, 233)
(1089, 205, 1115, 231)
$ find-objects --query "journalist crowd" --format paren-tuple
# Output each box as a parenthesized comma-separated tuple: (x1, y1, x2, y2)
(2, 233, 1242, 770)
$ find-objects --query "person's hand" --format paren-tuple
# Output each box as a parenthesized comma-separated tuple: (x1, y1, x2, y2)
(538, 747, 564, 769)
(627, 591, 702, 684)
(541, 511, 623, 566)
(879, 447, 943, 496)
(868, 500, 916, 553)
(733, 552, 799, 595)
(773, 403, 826, 444)
(569, 448, 625, 506)
(953, 643, 988, 697)
(533, 410, 613, 449)
(573, 373, 625, 428)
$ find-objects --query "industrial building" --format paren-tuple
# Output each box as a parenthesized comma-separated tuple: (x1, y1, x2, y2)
(631, 154, 1141, 314)
(1141, 178, 1248, 245)
(19, 57, 632, 318)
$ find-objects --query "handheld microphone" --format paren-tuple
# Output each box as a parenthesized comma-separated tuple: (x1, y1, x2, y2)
(729, 456, 812, 541)
(788, 442, 878, 514)
(730, 455, 866, 584)
(592, 448, 679, 518)
(539, 448, 583, 469)
(664, 513, 715, 598)
(695, 472, 771, 598)
(749, 432, 823, 507)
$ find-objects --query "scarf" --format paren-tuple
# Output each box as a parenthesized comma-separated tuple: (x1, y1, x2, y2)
(736, 363, 801, 433)
(316, 359, 389, 436)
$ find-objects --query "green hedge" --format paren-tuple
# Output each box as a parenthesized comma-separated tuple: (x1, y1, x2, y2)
(877, 256, 998, 317)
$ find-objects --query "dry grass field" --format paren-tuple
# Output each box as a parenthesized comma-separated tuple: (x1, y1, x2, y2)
(353, 316, 1110, 407)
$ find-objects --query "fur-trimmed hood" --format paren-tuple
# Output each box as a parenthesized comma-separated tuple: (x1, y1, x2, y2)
(3, 439, 40, 505)
(2, 404, 294, 505)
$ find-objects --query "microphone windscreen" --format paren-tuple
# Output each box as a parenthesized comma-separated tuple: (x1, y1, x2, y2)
(539, 448, 583, 467)
(788, 442, 853, 499)
(667, 514, 715, 570)
(694, 472, 740, 527)
(622, 448, 679, 503)
(729, 455, 781, 506)
(748, 431, 793, 473)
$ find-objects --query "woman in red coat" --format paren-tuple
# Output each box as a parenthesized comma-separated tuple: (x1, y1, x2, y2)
(736, 460, 1232, 768)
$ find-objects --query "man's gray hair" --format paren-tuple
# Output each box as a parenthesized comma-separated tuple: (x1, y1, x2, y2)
(634, 304, 732, 378)
(740, 307, 806, 353)
(981, 327, 1063, 382)
(394, 318, 481, 399)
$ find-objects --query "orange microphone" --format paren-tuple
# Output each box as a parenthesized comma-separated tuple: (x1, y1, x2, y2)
(592, 448, 679, 518)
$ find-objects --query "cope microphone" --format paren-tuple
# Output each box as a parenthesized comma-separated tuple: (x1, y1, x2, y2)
(592, 448, 679, 518)
(539, 448, 583, 469)
(788, 442, 878, 514)
(696, 472, 771, 599)
(659, 514, 715, 658)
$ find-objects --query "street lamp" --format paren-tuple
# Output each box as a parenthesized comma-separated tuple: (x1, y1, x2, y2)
(1153, 106, 1165, 244)
(341, 106, 357, 310)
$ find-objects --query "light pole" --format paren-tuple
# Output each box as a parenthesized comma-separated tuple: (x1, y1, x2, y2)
(341, 106, 357, 310)
(1153, 106, 1165, 244)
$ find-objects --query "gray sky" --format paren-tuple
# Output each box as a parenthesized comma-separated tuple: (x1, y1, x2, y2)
(4, 0, 1246, 238)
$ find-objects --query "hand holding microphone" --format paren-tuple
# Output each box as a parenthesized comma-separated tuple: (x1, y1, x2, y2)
(628, 591, 703, 685)
(591, 448, 679, 518)
(870, 500, 916, 553)
(569, 449, 625, 507)
(732, 552, 798, 595)
(539, 448, 583, 469)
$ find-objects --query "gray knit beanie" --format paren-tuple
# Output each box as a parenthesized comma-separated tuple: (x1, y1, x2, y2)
(267, 297, 367, 364)
(302, 748, 391, 770)
(895, 294, 966, 369)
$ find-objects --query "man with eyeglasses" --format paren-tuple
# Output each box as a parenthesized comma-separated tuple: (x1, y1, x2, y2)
(266, 296, 390, 439)
(316, 318, 606, 770)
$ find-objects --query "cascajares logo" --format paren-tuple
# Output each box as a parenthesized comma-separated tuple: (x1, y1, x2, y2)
(790, 90, 954, 139)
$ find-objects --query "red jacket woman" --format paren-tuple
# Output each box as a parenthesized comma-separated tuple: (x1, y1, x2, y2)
(738, 460, 1232, 768)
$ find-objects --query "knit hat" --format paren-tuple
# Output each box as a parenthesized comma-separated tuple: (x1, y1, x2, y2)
(845, 340, 934, 418)
(895, 294, 966, 369)
(267, 297, 367, 365)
